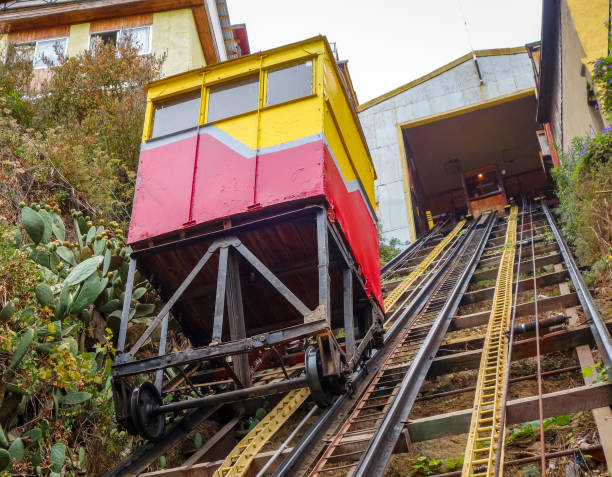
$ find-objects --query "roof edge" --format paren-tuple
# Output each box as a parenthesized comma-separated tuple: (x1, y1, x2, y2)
(536, 0, 558, 124)
(358, 46, 528, 112)
(145, 35, 327, 88)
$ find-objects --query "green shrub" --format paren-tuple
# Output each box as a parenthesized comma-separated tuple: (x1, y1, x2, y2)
(552, 132, 612, 284)
(0, 205, 157, 475)
(0, 38, 164, 227)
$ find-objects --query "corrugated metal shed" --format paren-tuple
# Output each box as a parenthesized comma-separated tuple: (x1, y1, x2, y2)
(358, 47, 535, 245)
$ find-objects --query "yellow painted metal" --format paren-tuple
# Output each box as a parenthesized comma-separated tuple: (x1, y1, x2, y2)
(461, 206, 518, 477)
(141, 37, 377, 212)
(383, 219, 466, 312)
(212, 387, 310, 477)
(396, 125, 417, 242)
(426, 211, 434, 230)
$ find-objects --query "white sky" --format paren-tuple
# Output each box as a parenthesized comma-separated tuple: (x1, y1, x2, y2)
(227, 0, 542, 103)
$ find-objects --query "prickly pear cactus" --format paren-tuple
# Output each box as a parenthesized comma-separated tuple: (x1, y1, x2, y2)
(19, 202, 156, 332)
(0, 203, 159, 474)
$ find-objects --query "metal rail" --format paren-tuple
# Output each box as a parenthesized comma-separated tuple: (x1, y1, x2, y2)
(271, 219, 476, 477)
(380, 218, 447, 279)
(461, 207, 518, 476)
(528, 202, 546, 477)
(352, 214, 496, 477)
(212, 387, 310, 477)
(384, 220, 466, 311)
(306, 215, 494, 477)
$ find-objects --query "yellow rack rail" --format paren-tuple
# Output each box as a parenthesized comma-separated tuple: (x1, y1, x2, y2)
(213, 387, 310, 477)
(384, 220, 466, 312)
(461, 206, 518, 477)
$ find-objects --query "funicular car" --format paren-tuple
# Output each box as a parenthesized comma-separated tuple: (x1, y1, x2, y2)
(110, 36, 384, 440)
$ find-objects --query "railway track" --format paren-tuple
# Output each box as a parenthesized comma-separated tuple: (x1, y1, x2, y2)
(107, 201, 612, 477)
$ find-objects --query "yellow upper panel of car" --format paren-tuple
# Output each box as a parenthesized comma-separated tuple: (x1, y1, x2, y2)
(141, 35, 377, 207)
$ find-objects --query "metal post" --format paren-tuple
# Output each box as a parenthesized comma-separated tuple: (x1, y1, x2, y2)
(128, 243, 219, 358)
(343, 269, 355, 359)
(316, 209, 330, 322)
(212, 246, 229, 343)
(226, 248, 251, 387)
(154, 313, 168, 391)
(116, 257, 136, 354)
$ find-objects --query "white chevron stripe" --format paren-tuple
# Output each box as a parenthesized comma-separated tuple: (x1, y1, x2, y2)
(141, 126, 377, 223)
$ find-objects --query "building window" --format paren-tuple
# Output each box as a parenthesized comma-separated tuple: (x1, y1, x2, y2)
(10, 38, 69, 69)
(33, 38, 68, 69)
(8, 42, 35, 64)
(207, 75, 259, 123)
(266, 60, 313, 106)
(90, 25, 151, 55)
(151, 90, 201, 139)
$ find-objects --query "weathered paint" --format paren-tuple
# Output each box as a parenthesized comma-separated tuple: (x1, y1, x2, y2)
(566, 0, 608, 62)
(358, 50, 535, 245)
(67, 23, 90, 57)
(131, 132, 382, 305)
(559, 0, 607, 150)
(130, 37, 381, 306)
(152, 9, 205, 78)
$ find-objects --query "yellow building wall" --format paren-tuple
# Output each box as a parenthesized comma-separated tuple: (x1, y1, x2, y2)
(67, 23, 90, 57)
(152, 9, 205, 78)
(561, 0, 606, 149)
(566, 0, 608, 62)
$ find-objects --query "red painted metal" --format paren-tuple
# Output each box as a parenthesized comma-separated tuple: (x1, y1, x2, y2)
(128, 131, 382, 307)
(130, 135, 197, 241)
(323, 146, 382, 306)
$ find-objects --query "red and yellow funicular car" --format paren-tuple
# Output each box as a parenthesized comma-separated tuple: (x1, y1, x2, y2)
(111, 37, 384, 439)
(462, 165, 508, 218)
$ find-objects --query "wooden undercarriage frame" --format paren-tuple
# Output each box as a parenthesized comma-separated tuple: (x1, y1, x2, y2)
(111, 207, 384, 439)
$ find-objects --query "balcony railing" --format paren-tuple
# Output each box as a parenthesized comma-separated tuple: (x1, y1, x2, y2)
(1, 0, 63, 11)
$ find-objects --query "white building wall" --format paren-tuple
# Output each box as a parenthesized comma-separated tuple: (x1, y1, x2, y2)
(359, 52, 535, 246)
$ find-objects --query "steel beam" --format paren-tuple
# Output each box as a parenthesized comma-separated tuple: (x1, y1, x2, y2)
(211, 246, 229, 343)
(407, 382, 612, 442)
(427, 322, 612, 377)
(111, 320, 329, 377)
(154, 313, 169, 391)
(316, 208, 330, 322)
(343, 269, 355, 360)
(116, 257, 136, 353)
(451, 291, 579, 330)
(158, 377, 308, 413)
(226, 248, 251, 387)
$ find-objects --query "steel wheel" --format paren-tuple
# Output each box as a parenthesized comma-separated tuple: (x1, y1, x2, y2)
(305, 345, 332, 408)
(130, 382, 165, 441)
